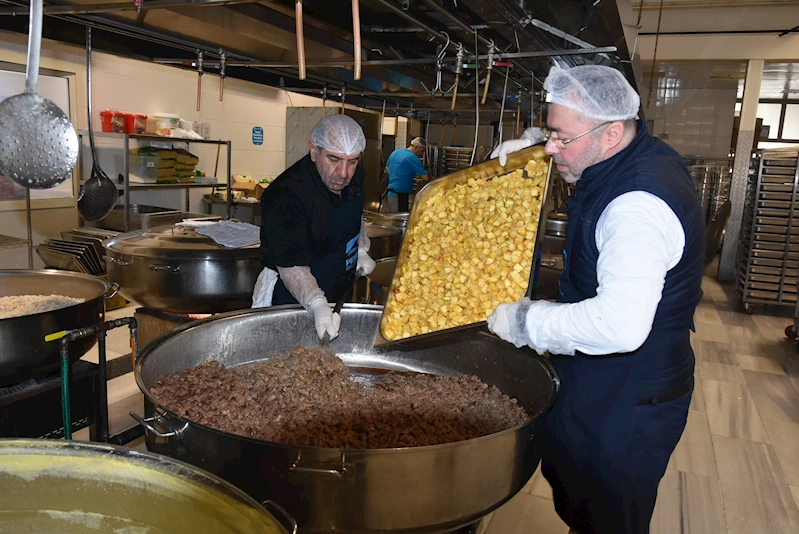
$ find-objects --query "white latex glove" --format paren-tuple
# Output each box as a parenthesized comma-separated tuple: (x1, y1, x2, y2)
(357, 248, 376, 276)
(487, 297, 534, 349)
(310, 297, 341, 341)
(251, 267, 278, 308)
(490, 138, 533, 167)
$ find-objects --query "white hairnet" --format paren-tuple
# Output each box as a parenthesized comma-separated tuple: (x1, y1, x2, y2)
(311, 114, 367, 155)
(410, 137, 427, 147)
(544, 65, 640, 122)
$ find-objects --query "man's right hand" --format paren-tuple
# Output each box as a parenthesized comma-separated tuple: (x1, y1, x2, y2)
(490, 139, 534, 166)
(310, 298, 341, 341)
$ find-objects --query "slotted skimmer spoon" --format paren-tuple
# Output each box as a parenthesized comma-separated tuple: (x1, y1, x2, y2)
(77, 27, 118, 221)
(0, 0, 79, 189)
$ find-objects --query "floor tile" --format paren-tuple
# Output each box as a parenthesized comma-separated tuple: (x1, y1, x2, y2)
(694, 340, 738, 365)
(762, 418, 799, 487)
(716, 303, 758, 328)
(80, 347, 127, 364)
(651, 470, 726, 534)
(713, 435, 799, 533)
(521, 464, 553, 500)
(667, 421, 718, 479)
(703, 379, 770, 443)
(752, 313, 793, 333)
(743, 370, 799, 424)
(729, 335, 795, 361)
(692, 323, 734, 344)
(791, 486, 799, 515)
(485, 492, 569, 534)
(698, 362, 746, 384)
(689, 374, 706, 414)
(686, 409, 707, 424)
(108, 391, 144, 437)
(735, 353, 787, 375)
(694, 303, 722, 325)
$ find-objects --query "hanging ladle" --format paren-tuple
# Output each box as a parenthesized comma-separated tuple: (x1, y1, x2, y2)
(0, 0, 78, 189)
(77, 26, 118, 221)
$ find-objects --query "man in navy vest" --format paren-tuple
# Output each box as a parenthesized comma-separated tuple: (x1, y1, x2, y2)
(487, 65, 705, 534)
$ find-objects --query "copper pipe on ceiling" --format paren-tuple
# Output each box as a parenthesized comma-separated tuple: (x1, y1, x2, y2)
(295, 0, 306, 80)
(352, 0, 361, 80)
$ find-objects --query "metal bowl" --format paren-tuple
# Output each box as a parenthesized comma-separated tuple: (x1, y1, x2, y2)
(0, 438, 294, 533)
(135, 304, 559, 534)
(0, 270, 109, 386)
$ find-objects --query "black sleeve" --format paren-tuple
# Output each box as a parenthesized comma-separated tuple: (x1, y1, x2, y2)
(260, 188, 313, 268)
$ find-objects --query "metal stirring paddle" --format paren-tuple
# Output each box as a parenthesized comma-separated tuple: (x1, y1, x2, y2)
(0, 0, 78, 189)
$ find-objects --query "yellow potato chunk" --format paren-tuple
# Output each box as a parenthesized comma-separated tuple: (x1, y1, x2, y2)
(382, 156, 549, 340)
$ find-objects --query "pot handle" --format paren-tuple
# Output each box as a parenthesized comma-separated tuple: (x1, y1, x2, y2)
(289, 450, 350, 479)
(261, 500, 298, 534)
(130, 410, 188, 438)
(105, 281, 121, 300)
(150, 264, 180, 272)
(103, 255, 132, 267)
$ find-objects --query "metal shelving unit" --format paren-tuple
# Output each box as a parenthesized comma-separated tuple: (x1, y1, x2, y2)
(78, 132, 232, 231)
(736, 148, 799, 313)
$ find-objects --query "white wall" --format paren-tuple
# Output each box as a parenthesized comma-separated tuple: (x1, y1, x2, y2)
(0, 28, 327, 268)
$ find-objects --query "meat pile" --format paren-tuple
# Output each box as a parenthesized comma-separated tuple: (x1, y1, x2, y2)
(151, 346, 529, 448)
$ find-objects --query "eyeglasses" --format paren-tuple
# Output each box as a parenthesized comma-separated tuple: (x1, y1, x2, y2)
(542, 122, 611, 149)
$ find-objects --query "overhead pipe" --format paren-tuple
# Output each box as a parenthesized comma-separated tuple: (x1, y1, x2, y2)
(371, 0, 462, 56)
(295, 0, 306, 80)
(189, 47, 616, 69)
(0, 0, 254, 15)
(218, 49, 226, 101)
(418, 0, 537, 86)
(450, 44, 464, 110)
(352, 0, 361, 80)
(196, 50, 203, 111)
(480, 42, 494, 105)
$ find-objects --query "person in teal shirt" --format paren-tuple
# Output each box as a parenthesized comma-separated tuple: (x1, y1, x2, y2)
(381, 137, 429, 212)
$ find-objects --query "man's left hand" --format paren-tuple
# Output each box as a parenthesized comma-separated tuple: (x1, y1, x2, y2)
(487, 298, 533, 348)
(357, 249, 375, 276)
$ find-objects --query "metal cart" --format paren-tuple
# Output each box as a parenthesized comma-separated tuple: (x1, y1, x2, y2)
(736, 148, 799, 314)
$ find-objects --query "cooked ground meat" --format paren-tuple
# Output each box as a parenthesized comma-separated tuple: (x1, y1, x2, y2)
(0, 294, 84, 320)
(151, 346, 529, 448)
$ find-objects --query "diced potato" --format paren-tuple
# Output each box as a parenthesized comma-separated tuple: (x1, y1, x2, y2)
(382, 157, 549, 340)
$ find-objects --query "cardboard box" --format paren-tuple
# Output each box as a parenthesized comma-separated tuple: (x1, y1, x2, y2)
(232, 181, 269, 200)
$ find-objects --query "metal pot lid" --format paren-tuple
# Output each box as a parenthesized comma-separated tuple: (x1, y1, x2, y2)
(103, 224, 260, 260)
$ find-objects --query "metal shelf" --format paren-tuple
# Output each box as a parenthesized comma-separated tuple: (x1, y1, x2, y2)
(76, 132, 232, 231)
(0, 234, 29, 250)
(737, 149, 799, 312)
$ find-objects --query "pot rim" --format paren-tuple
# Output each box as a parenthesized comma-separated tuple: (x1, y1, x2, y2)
(135, 304, 559, 455)
(0, 269, 109, 323)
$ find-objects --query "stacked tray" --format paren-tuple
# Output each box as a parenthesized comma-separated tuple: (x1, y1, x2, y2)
(443, 147, 474, 173)
(36, 228, 120, 276)
(736, 149, 799, 311)
(374, 145, 553, 348)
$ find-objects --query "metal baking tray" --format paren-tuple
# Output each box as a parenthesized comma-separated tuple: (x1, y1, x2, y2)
(374, 145, 553, 349)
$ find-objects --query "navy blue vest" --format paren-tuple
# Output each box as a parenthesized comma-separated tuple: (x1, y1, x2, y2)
(556, 119, 705, 400)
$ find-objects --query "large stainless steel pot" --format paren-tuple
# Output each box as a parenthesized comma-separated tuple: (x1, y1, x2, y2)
(0, 438, 295, 533)
(0, 270, 110, 386)
(103, 224, 261, 313)
(365, 223, 402, 260)
(135, 305, 559, 534)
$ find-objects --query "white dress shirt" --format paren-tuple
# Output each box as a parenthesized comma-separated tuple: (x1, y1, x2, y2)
(523, 191, 686, 356)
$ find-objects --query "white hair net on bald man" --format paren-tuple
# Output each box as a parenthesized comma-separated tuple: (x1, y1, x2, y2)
(544, 65, 640, 122)
(311, 114, 367, 156)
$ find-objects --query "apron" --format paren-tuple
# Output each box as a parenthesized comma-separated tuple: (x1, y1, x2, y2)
(272, 191, 362, 306)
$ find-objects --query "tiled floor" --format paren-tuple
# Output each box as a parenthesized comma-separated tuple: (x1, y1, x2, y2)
(77, 274, 799, 534)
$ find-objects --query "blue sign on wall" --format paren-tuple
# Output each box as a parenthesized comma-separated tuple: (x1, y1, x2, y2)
(252, 126, 264, 146)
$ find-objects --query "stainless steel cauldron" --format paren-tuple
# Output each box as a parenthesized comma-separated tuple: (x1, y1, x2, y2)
(0, 438, 295, 533)
(365, 224, 402, 260)
(135, 305, 559, 534)
(0, 270, 110, 386)
(103, 224, 262, 313)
